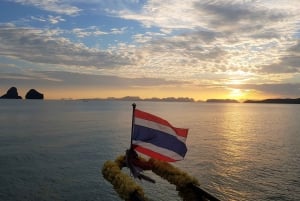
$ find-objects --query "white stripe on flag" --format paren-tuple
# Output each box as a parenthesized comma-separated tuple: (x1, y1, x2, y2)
(132, 140, 184, 161)
(135, 118, 187, 143)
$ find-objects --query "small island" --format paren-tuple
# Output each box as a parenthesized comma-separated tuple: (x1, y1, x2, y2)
(0, 87, 44, 100)
(25, 89, 44, 99)
(0, 87, 22, 99)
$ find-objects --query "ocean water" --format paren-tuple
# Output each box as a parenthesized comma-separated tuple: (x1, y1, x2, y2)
(0, 100, 299, 201)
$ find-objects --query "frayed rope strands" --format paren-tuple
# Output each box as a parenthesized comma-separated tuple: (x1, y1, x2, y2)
(102, 155, 147, 201)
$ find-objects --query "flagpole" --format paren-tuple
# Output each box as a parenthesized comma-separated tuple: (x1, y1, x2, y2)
(130, 103, 136, 149)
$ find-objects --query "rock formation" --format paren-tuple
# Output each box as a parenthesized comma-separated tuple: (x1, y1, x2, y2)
(25, 89, 44, 99)
(0, 87, 22, 99)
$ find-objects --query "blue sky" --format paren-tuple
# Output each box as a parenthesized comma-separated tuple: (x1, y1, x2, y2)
(1, 0, 300, 100)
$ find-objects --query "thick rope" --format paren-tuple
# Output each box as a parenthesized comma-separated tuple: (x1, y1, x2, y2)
(102, 155, 219, 201)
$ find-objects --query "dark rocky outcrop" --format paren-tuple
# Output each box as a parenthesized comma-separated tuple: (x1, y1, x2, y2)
(25, 89, 44, 99)
(0, 87, 22, 99)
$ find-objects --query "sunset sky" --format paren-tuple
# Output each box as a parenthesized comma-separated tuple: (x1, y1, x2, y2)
(1, 0, 300, 100)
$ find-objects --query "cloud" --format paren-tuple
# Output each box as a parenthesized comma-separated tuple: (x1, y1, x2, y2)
(0, 25, 132, 69)
(238, 83, 300, 98)
(110, 27, 127, 35)
(72, 27, 108, 38)
(2, 0, 300, 95)
(45, 71, 189, 87)
(195, 1, 287, 27)
(71, 27, 127, 38)
(31, 15, 65, 24)
(48, 15, 66, 24)
(115, 0, 298, 34)
(0, 70, 189, 89)
(260, 40, 300, 73)
(116, 0, 203, 30)
(289, 40, 300, 53)
(12, 0, 81, 15)
(110, 0, 300, 79)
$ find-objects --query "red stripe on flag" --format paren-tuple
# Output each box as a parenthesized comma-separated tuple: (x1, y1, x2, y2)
(135, 109, 188, 138)
(133, 145, 177, 162)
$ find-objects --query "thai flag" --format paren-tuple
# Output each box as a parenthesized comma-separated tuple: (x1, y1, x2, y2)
(132, 109, 188, 162)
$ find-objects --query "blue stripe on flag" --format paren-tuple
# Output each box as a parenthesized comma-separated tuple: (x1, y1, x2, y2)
(133, 125, 187, 157)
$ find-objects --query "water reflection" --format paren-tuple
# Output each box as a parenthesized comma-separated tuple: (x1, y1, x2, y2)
(213, 105, 256, 200)
(185, 103, 300, 201)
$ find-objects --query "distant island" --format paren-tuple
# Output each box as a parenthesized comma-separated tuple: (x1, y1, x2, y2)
(206, 99, 239, 103)
(0, 87, 44, 99)
(80, 96, 196, 103)
(244, 98, 300, 104)
(79, 96, 300, 104)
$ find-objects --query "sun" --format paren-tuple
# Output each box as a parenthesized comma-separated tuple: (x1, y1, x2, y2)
(228, 88, 247, 100)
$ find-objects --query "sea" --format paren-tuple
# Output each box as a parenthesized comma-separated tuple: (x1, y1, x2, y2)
(0, 100, 299, 201)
